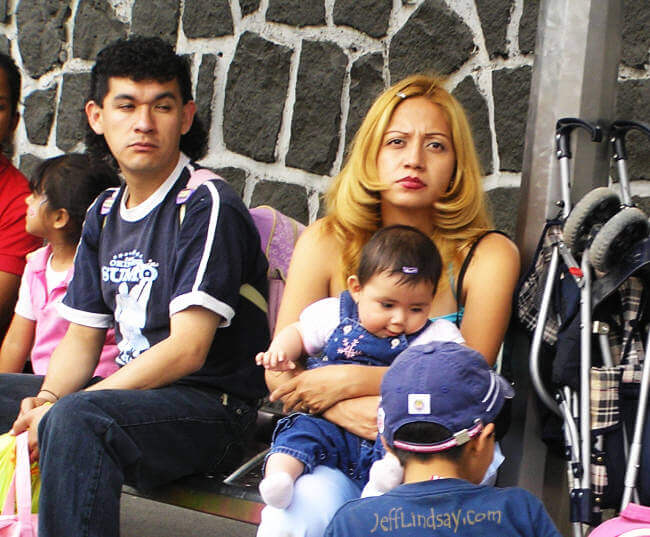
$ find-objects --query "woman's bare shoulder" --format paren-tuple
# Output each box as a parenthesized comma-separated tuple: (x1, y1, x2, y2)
(471, 231, 519, 266)
(296, 218, 341, 258)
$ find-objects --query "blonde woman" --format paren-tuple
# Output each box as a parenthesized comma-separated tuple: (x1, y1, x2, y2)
(257, 74, 520, 537)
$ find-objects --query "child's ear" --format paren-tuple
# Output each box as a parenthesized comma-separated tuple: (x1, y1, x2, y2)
(476, 423, 495, 451)
(347, 275, 362, 301)
(468, 423, 495, 454)
(51, 208, 70, 231)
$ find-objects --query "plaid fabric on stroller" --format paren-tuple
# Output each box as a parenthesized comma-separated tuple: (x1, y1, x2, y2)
(516, 118, 650, 536)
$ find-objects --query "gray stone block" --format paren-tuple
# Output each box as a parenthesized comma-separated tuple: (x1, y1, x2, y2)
(215, 167, 246, 198)
(19, 154, 43, 181)
(476, 0, 512, 58)
(56, 73, 91, 152)
(286, 40, 347, 175)
(240, 0, 261, 16)
(634, 196, 649, 216)
(182, 0, 233, 38)
(333, 0, 391, 38)
(23, 87, 57, 145)
(16, 1, 71, 78)
(616, 79, 650, 180)
(346, 53, 384, 151)
(131, 0, 179, 43)
(196, 54, 217, 133)
(389, 0, 475, 81)
(73, 0, 127, 60)
(518, 0, 538, 54)
(492, 65, 532, 172)
(224, 32, 292, 163)
(452, 76, 493, 175)
(622, 1, 649, 69)
(251, 180, 309, 224)
(0, 0, 6, 22)
(486, 187, 520, 237)
(266, 0, 325, 27)
(0, 37, 8, 55)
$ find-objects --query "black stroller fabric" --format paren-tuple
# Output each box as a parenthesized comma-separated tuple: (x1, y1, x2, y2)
(517, 225, 650, 512)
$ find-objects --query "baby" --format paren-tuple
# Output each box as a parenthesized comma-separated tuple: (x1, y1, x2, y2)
(256, 225, 463, 509)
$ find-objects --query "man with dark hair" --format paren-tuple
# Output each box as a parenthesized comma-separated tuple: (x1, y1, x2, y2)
(5, 36, 269, 537)
(0, 52, 41, 342)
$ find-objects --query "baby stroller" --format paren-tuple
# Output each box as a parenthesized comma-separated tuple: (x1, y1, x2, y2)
(517, 119, 650, 537)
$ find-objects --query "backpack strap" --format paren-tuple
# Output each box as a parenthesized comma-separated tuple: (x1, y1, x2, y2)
(175, 167, 269, 315)
(100, 187, 120, 228)
(455, 230, 510, 327)
(176, 168, 224, 224)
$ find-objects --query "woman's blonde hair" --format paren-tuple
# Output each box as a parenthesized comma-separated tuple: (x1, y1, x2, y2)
(323, 73, 492, 288)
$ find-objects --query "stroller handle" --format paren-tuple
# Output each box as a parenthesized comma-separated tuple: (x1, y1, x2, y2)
(610, 120, 650, 161)
(556, 118, 603, 159)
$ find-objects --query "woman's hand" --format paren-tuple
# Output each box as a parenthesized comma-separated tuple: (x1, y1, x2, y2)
(270, 366, 350, 414)
(323, 396, 379, 440)
(270, 364, 386, 414)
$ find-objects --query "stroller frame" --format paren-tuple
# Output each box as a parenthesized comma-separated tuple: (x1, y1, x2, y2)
(527, 119, 650, 536)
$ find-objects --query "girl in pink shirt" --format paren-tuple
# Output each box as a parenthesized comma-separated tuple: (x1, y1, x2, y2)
(0, 154, 120, 376)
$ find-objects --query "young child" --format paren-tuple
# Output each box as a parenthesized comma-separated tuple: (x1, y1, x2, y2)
(324, 341, 561, 537)
(256, 225, 464, 509)
(0, 154, 121, 377)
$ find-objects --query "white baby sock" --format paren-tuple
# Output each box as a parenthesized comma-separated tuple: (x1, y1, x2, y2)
(361, 452, 404, 498)
(259, 472, 295, 509)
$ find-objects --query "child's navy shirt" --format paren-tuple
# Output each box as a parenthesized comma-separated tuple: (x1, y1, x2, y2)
(324, 478, 561, 537)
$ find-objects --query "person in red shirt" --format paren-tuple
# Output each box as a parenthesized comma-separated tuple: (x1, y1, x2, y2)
(0, 53, 41, 343)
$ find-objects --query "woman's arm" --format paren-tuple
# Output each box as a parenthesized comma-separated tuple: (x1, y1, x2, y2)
(270, 364, 386, 414)
(459, 233, 520, 366)
(265, 220, 339, 391)
(322, 396, 380, 440)
(0, 314, 35, 373)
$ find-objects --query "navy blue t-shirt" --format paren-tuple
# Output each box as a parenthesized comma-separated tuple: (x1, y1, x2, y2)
(325, 479, 561, 537)
(60, 155, 269, 401)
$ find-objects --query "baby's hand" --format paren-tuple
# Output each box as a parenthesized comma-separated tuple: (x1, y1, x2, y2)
(255, 350, 296, 371)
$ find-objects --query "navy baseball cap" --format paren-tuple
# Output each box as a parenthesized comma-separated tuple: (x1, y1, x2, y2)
(378, 341, 514, 453)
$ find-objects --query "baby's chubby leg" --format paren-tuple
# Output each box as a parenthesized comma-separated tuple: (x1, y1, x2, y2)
(259, 452, 305, 508)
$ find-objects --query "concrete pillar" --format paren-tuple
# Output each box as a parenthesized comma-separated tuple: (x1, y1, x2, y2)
(516, 0, 623, 267)
(507, 1, 622, 515)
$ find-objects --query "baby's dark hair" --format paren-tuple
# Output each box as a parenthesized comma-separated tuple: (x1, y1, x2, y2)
(357, 225, 442, 291)
(85, 36, 207, 167)
(30, 154, 120, 243)
(0, 52, 21, 116)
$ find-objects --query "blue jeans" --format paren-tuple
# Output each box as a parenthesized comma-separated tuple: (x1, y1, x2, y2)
(0, 374, 257, 537)
(0, 373, 44, 432)
(268, 413, 382, 485)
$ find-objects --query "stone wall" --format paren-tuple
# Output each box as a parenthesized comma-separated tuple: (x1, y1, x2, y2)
(2, 0, 649, 235)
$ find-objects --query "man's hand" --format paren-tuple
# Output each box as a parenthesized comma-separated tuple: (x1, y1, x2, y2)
(11, 397, 53, 461)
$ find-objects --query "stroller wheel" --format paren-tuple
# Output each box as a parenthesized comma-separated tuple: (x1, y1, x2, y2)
(563, 188, 621, 257)
(589, 207, 649, 272)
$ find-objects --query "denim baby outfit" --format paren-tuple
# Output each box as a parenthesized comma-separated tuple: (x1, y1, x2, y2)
(268, 291, 462, 485)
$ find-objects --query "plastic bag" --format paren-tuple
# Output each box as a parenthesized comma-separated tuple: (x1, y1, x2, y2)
(0, 433, 40, 514)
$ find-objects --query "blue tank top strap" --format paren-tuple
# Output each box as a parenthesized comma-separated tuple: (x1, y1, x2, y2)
(430, 308, 464, 324)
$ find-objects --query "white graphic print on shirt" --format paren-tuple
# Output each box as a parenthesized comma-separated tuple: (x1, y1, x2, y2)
(104, 250, 158, 365)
